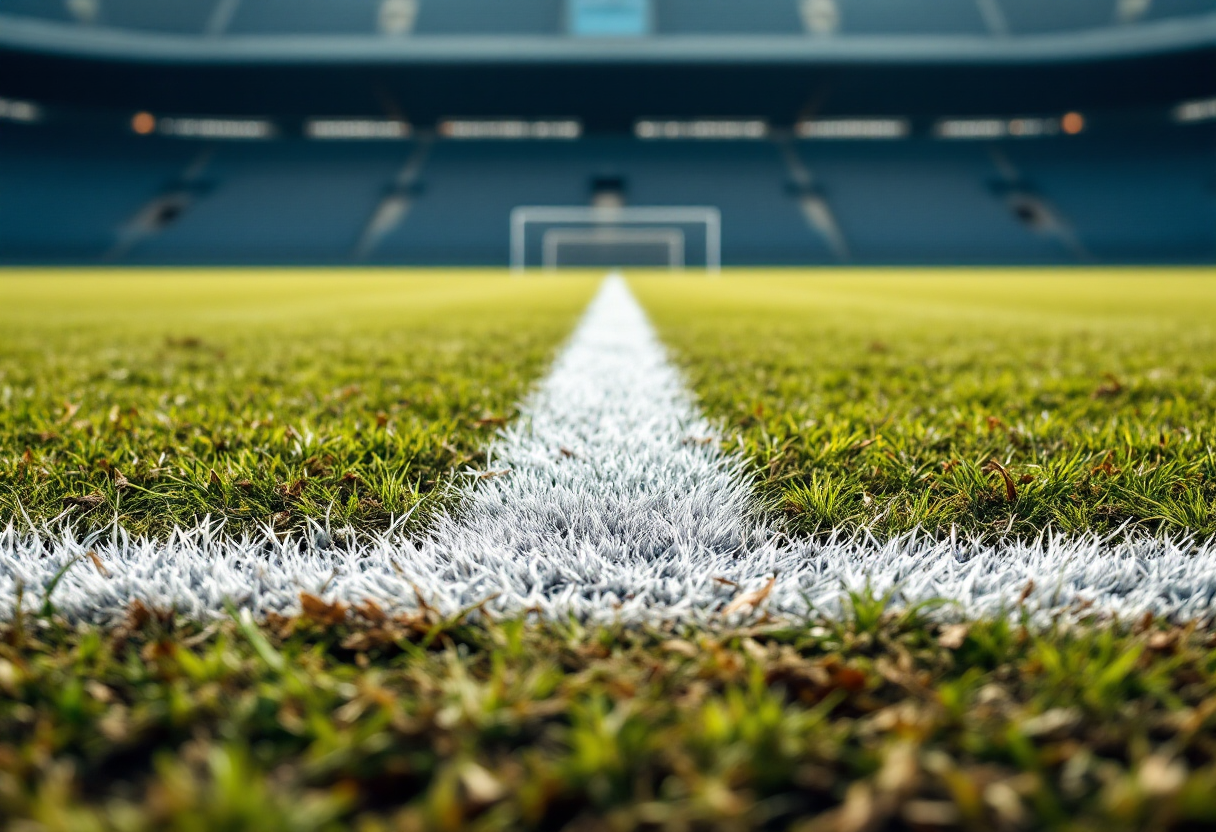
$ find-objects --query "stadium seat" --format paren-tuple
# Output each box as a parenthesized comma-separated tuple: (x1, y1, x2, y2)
(127, 142, 409, 264)
(2, 122, 1210, 266)
(999, 0, 1121, 33)
(374, 138, 830, 265)
(1140, 0, 1216, 22)
(413, 0, 563, 35)
(0, 130, 196, 261)
(653, 0, 803, 35)
(228, 0, 384, 35)
(792, 141, 1073, 264)
(832, 0, 988, 36)
(1003, 136, 1216, 263)
(2, 0, 76, 24)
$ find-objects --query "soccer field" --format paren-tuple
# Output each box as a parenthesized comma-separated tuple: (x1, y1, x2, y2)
(636, 269, 1216, 541)
(0, 270, 598, 537)
(3, 267, 1216, 830)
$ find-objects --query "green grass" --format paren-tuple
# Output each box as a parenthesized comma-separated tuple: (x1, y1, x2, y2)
(0, 270, 596, 538)
(4, 608, 1216, 831)
(633, 269, 1216, 541)
(7, 267, 1216, 831)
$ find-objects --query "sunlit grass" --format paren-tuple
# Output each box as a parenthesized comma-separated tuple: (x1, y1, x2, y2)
(633, 268, 1216, 540)
(0, 269, 597, 538)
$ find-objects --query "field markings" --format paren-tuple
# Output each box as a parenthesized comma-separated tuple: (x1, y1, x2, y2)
(4, 274, 1216, 624)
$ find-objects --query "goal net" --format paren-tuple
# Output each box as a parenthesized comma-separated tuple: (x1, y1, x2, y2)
(510, 206, 721, 273)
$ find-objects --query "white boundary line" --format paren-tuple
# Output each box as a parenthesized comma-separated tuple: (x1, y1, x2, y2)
(3, 275, 1216, 625)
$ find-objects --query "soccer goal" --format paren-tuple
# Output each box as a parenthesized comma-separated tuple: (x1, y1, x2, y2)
(510, 206, 721, 273)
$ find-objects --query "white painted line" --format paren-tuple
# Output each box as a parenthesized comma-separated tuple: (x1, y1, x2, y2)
(3, 275, 1216, 625)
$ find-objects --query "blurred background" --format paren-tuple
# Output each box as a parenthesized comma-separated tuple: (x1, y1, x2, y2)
(0, 0, 1213, 268)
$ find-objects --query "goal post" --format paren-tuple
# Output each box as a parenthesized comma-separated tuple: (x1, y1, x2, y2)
(510, 206, 721, 274)
(542, 227, 685, 271)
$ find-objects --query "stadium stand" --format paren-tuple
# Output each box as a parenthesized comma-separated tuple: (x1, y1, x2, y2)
(2, 122, 1209, 266)
(1003, 135, 1216, 263)
(126, 141, 411, 264)
(2, 0, 1214, 36)
(0, 131, 197, 261)
(790, 142, 1069, 264)
(226, 0, 387, 36)
(414, 0, 562, 35)
(653, 0, 805, 35)
(1, 0, 76, 24)
(827, 0, 990, 36)
(0, 0, 1212, 266)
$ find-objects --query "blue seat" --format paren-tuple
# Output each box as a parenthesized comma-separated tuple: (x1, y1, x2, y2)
(999, 0, 1116, 33)
(413, 0, 563, 35)
(654, 0, 802, 35)
(793, 141, 1069, 264)
(1142, 0, 1216, 22)
(0, 130, 195, 261)
(1, 0, 75, 23)
(2, 125, 1212, 266)
(834, 0, 987, 35)
(228, 0, 382, 34)
(376, 138, 828, 265)
(1004, 138, 1216, 263)
(130, 142, 408, 264)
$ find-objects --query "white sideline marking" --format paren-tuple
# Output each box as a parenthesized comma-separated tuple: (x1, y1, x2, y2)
(3, 275, 1216, 625)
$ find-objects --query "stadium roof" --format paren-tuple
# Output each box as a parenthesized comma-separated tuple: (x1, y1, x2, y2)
(1, 11, 1214, 65)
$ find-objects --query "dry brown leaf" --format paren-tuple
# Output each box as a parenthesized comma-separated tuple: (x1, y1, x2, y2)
(984, 459, 1018, 502)
(722, 575, 777, 617)
(59, 401, 81, 424)
(938, 623, 970, 650)
(126, 599, 152, 629)
(661, 639, 699, 658)
(299, 592, 348, 626)
(355, 599, 388, 624)
(114, 470, 129, 490)
(1092, 372, 1124, 399)
(64, 492, 105, 510)
(460, 762, 506, 805)
(277, 479, 306, 498)
(85, 549, 110, 577)
(1092, 451, 1120, 477)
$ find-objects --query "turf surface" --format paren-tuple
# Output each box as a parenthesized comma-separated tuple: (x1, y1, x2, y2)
(0, 270, 596, 538)
(5, 606, 1216, 831)
(633, 269, 1216, 541)
(5, 268, 1216, 829)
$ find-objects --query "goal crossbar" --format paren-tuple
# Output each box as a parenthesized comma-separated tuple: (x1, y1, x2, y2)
(510, 205, 721, 273)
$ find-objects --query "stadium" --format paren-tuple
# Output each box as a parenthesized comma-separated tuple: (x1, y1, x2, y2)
(1, 1, 1215, 829)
